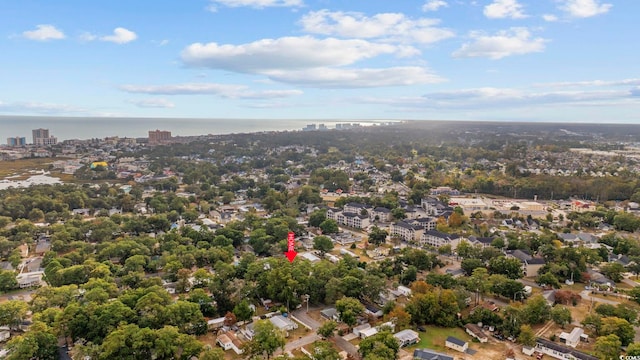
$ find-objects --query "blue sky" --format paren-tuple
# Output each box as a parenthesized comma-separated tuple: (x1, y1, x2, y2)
(1, 0, 638, 122)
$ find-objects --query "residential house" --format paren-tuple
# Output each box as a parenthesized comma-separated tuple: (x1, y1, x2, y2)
(445, 268, 465, 278)
(571, 201, 596, 213)
(588, 269, 615, 289)
(609, 253, 631, 266)
(353, 323, 372, 338)
(241, 323, 255, 341)
(364, 303, 383, 318)
(208, 317, 226, 330)
(468, 236, 495, 248)
(464, 323, 488, 343)
(559, 327, 584, 348)
(394, 329, 420, 347)
(478, 301, 500, 312)
(321, 308, 339, 321)
(397, 285, 412, 297)
(269, 315, 298, 335)
(558, 233, 579, 244)
(420, 230, 461, 250)
(34, 240, 51, 255)
(331, 232, 360, 245)
(377, 289, 397, 306)
(217, 331, 244, 355)
(72, 208, 91, 216)
(413, 349, 454, 360)
(430, 187, 460, 196)
(360, 327, 379, 339)
(535, 337, 598, 360)
(445, 336, 468, 353)
(299, 252, 321, 263)
(506, 249, 545, 277)
(16, 271, 43, 288)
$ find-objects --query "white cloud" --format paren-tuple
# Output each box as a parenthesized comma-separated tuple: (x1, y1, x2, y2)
(484, 0, 527, 19)
(353, 87, 636, 109)
(182, 36, 418, 72)
(539, 78, 640, 87)
(264, 66, 446, 88)
(208, 0, 303, 9)
(127, 98, 175, 108)
(0, 100, 83, 114)
(452, 27, 546, 59)
(542, 14, 559, 22)
(119, 83, 303, 99)
(22, 25, 65, 41)
(558, 0, 612, 18)
(422, 0, 448, 12)
(101, 27, 137, 44)
(421, 87, 630, 107)
(299, 10, 454, 44)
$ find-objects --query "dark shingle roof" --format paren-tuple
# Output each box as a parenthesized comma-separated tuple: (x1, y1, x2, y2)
(413, 349, 454, 360)
(446, 336, 466, 347)
(536, 338, 598, 360)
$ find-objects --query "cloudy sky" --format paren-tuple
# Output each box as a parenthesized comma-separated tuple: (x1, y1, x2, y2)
(1, 0, 638, 122)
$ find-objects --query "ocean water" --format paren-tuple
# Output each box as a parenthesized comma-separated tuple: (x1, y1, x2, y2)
(0, 116, 390, 141)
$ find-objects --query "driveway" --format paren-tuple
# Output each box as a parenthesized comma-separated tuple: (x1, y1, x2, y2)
(333, 335, 359, 356)
(292, 308, 322, 330)
(280, 333, 321, 353)
(579, 290, 621, 305)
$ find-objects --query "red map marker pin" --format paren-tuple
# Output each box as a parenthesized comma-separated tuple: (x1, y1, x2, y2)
(285, 231, 297, 263)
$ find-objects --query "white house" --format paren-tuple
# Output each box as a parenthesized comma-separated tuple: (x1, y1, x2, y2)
(394, 329, 420, 347)
(445, 336, 468, 353)
(217, 331, 244, 355)
(269, 315, 298, 335)
(464, 323, 488, 343)
(559, 327, 584, 348)
(397, 285, 412, 297)
(353, 323, 371, 337)
(15, 271, 43, 289)
(208, 316, 226, 330)
(360, 327, 379, 339)
(535, 337, 598, 360)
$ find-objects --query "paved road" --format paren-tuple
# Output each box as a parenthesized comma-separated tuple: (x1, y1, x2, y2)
(291, 307, 359, 356)
(517, 278, 541, 289)
(580, 290, 621, 305)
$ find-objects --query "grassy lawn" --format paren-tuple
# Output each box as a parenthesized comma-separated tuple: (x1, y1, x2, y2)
(411, 326, 471, 352)
(0, 158, 56, 178)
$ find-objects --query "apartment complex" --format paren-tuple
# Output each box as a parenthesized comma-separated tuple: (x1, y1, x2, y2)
(32, 128, 57, 146)
(148, 130, 172, 145)
(6, 137, 26, 147)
